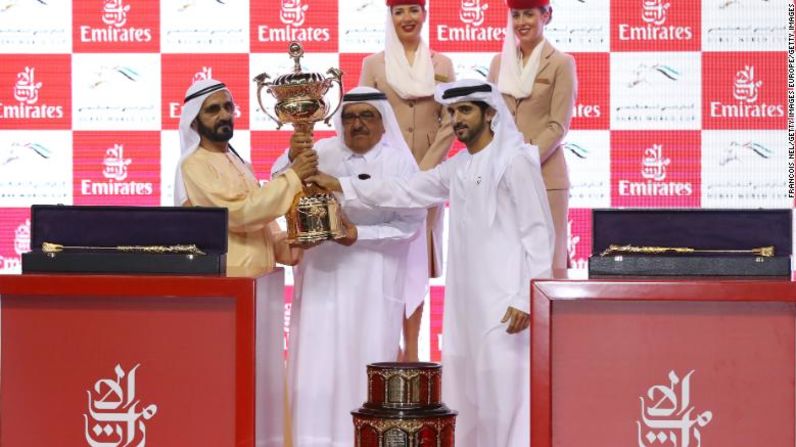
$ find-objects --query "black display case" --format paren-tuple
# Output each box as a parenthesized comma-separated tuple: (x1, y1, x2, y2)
(588, 209, 792, 277)
(22, 205, 228, 275)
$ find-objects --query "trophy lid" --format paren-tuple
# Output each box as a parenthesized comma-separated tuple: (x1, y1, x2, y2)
(271, 41, 327, 87)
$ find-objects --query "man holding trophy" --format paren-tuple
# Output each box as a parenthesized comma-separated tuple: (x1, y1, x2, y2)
(272, 86, 428, 446)
(253, 42, 427, 445)
(308, 79, 555, 447)
(174, 78, 319, 275)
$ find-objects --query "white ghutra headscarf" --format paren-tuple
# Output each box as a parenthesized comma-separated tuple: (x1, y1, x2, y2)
(329, 86, 429, 315)
(174, 79, 231, 206)
(434, 79, 546, 226)
(332, 86, 410, 152)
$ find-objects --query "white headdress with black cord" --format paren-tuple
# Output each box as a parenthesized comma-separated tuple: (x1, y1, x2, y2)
(434, 79, 543, 225)
(329, 86, 429, 316)
(332, 86, 411, 155)
(174, 78, 231, 206)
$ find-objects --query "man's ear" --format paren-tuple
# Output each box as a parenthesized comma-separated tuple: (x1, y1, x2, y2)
(486, 107, 497, 123)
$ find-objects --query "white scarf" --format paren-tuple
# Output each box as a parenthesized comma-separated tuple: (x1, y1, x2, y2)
(384, 8, 436, 99)
(174, 79, 231, 206)
(497, 11, 545, 99)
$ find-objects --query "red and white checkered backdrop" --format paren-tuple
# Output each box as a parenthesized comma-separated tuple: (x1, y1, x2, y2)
(0, 0, 791, 360)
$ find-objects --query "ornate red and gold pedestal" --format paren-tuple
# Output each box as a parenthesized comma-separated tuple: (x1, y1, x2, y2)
(352, 362, 457, 447)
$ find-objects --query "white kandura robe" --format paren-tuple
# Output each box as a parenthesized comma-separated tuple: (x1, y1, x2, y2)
(340, 141, 554, 447)
(273, 139, 427, 447)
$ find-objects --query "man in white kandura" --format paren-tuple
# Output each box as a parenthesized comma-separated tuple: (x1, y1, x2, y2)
(272, 86, 428, 447)
(308, 79, 554, 447)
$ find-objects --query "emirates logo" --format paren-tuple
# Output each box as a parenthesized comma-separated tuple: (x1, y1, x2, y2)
(618, 144, 693, 197)
(84, 364, 158, 447)
(641, 0, 670, 26)
(618, 0, 693, 42)
(13, 67, 42, 105)
(101, 0, 131, 28)
(80, 143, 154, 196)
(192, 67, 213, 83)
(637, 370, 713, 447)
(460, 0, 488, 27)
(13, 218, 30, 256)
(102, 144, 132, 182)
(732, 66, 762, 104)
(280, 0, 309, 27)
(79, 0, 153, 43)
(709, 64, 784, 119)
(641, 144, 670, 181)
(1, 66, 65, 119)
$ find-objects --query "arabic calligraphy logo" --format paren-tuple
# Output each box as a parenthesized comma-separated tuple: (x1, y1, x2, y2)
(732, 66, 762, 104)
(641, 0, 670, 26)
(280, 0, 309, 27)
(460, 0, 488, 27)
(84, 364, 158, 447)
(637, 370, 713, 447)
(101, 0, 131, 28)
(13, 67, 42, 105)
(192, 66, 214, 83)
(13, 218, 30, 256)
(102, 144, 132, 181)
(640, 144, 670, 182)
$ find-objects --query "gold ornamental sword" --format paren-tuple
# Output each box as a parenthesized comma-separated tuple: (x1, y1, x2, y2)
(599, 244, 775, 257)
(42, 242, 206, 255)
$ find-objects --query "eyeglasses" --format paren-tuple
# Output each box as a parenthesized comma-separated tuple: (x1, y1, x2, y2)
(341, 111, 380, 124)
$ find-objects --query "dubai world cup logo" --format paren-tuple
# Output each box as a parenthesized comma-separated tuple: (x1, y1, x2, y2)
(280, 0, 309, 27)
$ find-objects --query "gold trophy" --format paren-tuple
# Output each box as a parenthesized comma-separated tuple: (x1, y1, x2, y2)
(253, 41, 345, 244)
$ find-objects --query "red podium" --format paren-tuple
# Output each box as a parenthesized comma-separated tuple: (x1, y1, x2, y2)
(531, 279, 796, 447)
(0, 269, 287, 447)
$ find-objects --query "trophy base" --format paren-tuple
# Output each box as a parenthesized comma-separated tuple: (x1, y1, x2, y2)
(288, 230, 345, 245)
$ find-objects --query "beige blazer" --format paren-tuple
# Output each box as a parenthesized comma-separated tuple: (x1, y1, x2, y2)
(360, 50, 456, 277)
(359, 51, 456, 171)
(487, 41, 576, 190)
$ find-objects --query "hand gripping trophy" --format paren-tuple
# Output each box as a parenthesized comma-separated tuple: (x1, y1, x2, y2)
(254, 41, 345, 244)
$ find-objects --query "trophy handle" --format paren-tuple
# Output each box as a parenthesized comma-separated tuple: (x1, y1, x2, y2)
(253, 72, 284, 130)
(322, 67, 344, 126)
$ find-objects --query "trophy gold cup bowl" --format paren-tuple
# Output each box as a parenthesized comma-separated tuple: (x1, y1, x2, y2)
(253, 41, 345, 244)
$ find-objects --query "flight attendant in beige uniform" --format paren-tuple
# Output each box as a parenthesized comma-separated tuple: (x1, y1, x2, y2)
(359, 0, 456, 361)
(487, 0, 577, 271)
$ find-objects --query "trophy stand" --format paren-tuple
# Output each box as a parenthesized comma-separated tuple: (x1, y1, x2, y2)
(254, 41, 345, 244)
